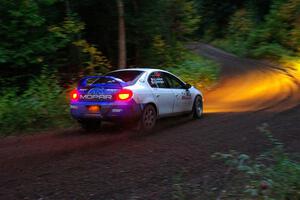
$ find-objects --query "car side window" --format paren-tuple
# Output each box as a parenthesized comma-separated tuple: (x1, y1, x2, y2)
(148, 72, 169, 88)
(165, 73, 185, 89)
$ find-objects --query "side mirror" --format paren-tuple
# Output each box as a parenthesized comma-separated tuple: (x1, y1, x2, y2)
(184, 83, 192, 90)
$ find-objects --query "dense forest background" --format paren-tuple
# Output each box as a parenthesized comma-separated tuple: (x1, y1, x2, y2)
(0, 0, 299, 134)
(1, 0, 299, 86)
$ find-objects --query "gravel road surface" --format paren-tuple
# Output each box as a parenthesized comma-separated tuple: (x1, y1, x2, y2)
(1, 44, 299, 200)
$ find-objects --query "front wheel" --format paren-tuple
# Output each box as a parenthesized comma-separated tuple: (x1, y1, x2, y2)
(192, 96, 203, 119)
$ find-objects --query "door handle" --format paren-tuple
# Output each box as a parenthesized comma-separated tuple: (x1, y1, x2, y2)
(156, 94, 160, 98)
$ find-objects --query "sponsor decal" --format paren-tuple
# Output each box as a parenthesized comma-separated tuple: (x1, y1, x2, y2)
(182, 95, 192, 100)
(88, 88, 105, 95)
(182, 91, 192, 100)
(80, 94, 112, 100)
(151, 77, 165, 84)
(80, 88, 113, 100)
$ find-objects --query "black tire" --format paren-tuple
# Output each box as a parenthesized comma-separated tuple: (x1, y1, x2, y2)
(137, 104, 157, 132)
(192, 96, 203, 119)
(79, 120, 102, 132)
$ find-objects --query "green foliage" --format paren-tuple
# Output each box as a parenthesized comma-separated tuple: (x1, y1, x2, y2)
(0, 0, 61, 67)
(0, 0, 217, 134)
(126, 0, 200, 66)
(211, 0, 300, 60)
(73, 40, 111, 75)
(48, 14, 112, 78)
(149, 35, 219, 90)
(166, 0, 200, 40)
(0, 70, 72, 135)
(212, 39, 249, 57)
(224, 8, 255, 57)
(243, 0, 300, 58)
(0, 0, 93, 89)
(196, 0, 242, 39)
(212, 123, 300, 199)
(251, 43, 291, 59)
(228, 9, 254, 40)
(167, 51, 220, 90)
(48, 14, 85, 48)
(150, 35, 174, 68)
(150, 35, 187, 68)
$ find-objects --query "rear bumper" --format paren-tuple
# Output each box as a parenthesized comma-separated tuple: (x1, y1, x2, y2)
(70, 99, 142, 122)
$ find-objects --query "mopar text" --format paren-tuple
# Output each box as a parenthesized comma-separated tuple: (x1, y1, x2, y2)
(80, 94, 112, 100)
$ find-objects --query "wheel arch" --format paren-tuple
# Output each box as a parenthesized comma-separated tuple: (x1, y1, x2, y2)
(143, 102, 158, 116)
(193, 94, 203, 109)
(194, 94, 203, 102)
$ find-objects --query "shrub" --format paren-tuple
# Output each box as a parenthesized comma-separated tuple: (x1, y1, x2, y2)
(167, 51, 220, 90)
(213, 0, 300, 60)
(0, 71, 72, 135)
(150, 35, 187, 68)
(212, 123, 300, 199)
(250, 43, 291, 59)
(211, 39, 249, 57)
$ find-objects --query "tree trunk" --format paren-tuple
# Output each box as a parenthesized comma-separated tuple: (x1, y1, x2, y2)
(65, 0, 71, 15)
(133, 0, 140, 65)
(117, 0, 127, 68)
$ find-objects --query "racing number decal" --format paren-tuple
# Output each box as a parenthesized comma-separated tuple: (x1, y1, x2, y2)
(150, 77, 164, 85)
(151, 72, 164, 85)
(149, 72, 168, 88)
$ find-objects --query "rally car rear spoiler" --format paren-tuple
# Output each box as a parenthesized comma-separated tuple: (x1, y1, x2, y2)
(78, 76, 127, 88)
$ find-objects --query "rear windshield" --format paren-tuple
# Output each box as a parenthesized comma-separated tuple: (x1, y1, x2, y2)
(91, 77, 119, 84)
(106, 70, 144, 83)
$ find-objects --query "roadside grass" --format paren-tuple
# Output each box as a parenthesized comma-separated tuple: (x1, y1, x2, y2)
(170, 124, 300, 199)
(0, 72, 73, 136)
(212, 123, 300, 199)
(172, 173, 186, 200)
(211, 39, 250, 57)
(167, 51, 220, 91)
(211, 39, 294, 59)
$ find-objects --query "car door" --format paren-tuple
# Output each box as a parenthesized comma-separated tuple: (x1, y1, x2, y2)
(164, 73, 193, 113)
(148, 71, 175, 116)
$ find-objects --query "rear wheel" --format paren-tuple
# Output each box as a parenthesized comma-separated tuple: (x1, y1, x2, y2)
(79, 120, 102, 132)
(138, 104, 157, 132)
(193, 96, 203, 119)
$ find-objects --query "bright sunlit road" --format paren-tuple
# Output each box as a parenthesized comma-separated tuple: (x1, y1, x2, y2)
(189, 43, 300, 113)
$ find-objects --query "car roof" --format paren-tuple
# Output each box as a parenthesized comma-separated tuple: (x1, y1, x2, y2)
(108, 68, 187, 84)
(109, 68, 169, 73)
(107, 67, 194, 87)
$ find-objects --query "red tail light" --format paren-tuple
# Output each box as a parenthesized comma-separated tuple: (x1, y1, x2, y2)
(71, 89, 79, 101)
(116, 89, 133, 101)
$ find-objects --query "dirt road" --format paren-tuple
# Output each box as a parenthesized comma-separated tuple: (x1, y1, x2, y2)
(1, 44, 299, 200)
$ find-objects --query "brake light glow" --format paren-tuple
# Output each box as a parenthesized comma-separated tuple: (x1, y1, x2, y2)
(116, 89, 133, 101)
(71, 89, 79, 101)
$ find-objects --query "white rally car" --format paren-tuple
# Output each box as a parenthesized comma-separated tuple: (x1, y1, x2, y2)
(70, 68, 203, 131)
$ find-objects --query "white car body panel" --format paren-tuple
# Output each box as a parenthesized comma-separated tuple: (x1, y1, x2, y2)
(150, 87, 175, 115)
(117, 68, 203, 117)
